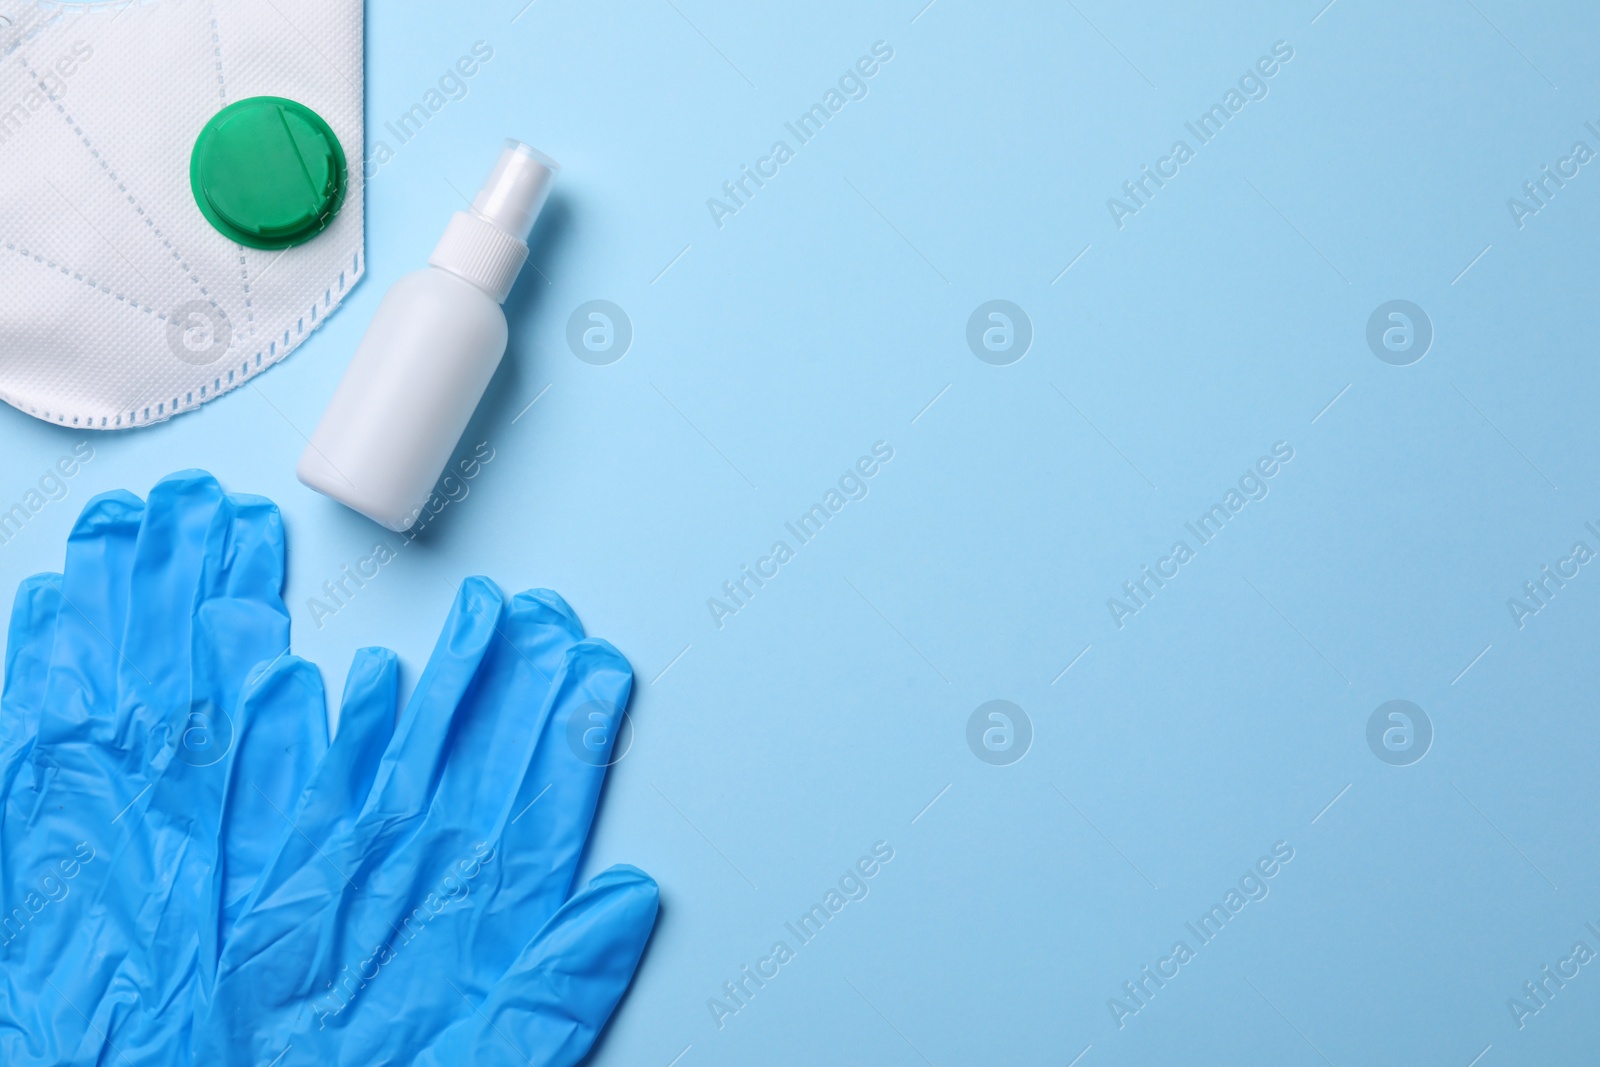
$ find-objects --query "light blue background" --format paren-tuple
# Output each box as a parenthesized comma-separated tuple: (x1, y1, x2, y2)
(4, 0, 1600, 1063)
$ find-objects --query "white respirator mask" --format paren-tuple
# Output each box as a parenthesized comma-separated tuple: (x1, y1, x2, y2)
(0, 0, 363, 429)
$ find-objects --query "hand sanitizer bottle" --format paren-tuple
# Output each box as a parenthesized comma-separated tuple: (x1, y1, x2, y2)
(297, 140, 557, 530)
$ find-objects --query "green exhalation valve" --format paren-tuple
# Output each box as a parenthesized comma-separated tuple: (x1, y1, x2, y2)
(190, 96, 346, 250)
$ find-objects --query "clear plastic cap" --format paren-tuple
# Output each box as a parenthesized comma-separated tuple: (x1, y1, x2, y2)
(470, 139, 559, 244)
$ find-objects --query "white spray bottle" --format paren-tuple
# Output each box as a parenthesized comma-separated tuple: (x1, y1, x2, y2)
(298, 139, 557, 530)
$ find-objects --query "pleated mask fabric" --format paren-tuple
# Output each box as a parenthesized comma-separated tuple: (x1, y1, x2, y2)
(0, 0, 363, 429)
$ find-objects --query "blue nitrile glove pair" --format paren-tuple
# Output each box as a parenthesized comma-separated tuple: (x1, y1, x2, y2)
(0, 472, 656, 1066)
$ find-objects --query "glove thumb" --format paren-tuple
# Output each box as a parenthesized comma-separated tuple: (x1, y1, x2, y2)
(418, 864, 660, 1067)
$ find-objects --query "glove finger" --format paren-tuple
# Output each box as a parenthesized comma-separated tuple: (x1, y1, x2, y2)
(0, 574, 63, 770)
(280, 647, 398, 863)
(362, 578, 504, 825)
(423, 587, 587, 844)
(124, 480, 291, 767)
(492, 639, 633, 913)
(0, 575, 63, 895)
(419, 865, 659, 1067)
(130, 649, 316, 1045)
(488, 587, 587, 691)
(237, 647, 396, 919)
(213, 657, 330, 931)
(200, 652, 402, 1059)
(116, 471, 228, 755)
(502, 588, 586, 657)
(188, 494, 291, 751)
(158, 491, 295, 821)
(208, 493, 287, 605)
(34, 490, 144, 755)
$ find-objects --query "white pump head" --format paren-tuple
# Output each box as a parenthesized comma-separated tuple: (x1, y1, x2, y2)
(471, 140, 560, 243)
(429, 139, 560, 302)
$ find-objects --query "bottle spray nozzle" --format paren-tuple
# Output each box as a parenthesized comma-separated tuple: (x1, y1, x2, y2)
(471, 139, 559, 244)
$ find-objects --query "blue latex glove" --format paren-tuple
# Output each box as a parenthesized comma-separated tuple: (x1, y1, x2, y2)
(0, 473, 326, 1064)
(196, 577, 659, 1067)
